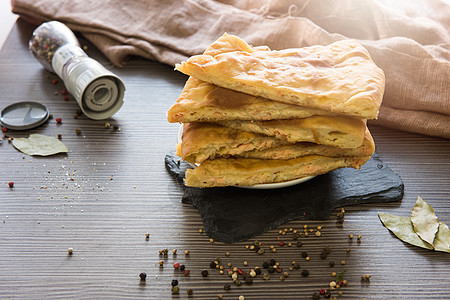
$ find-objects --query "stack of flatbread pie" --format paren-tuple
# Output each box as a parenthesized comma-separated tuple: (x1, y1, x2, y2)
(168, 34, 385, 188)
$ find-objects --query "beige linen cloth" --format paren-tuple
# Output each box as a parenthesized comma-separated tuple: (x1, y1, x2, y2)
(12, 0, 450, 138)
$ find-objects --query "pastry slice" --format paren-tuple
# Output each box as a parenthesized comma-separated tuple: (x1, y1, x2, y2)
(184, 155, 370, 188)
(167, 77, 339, 123)
(176, 34, 385, 119)
(241, 128, 375, 160)
(178, 122, 289, 164)
(218, 116, 367, 148)
(179, 122, 374, 163)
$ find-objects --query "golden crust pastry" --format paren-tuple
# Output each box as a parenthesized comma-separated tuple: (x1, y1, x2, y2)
(176, 34, 385, 119)
(178, 122, 289, 164)
(167, 77, 340, 123)
(218, 116, 367, 148)
(184, 155, 370, 187)
(179, 122, 374, 163)
(241, 129, 374, 160)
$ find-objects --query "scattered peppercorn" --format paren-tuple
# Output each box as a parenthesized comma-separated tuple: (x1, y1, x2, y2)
(171, 286, 179, 294)
(57, 134, 62, 140)
(180, 264, 185, 271)
(64, 96, 69, 101)
(224, 283, 231, 291)
(320, 252, 328, 259)
(187, 289, 193, 296)
(329, 261, 335, 267)
(56, 117, 62, 124)
(171, 279, 178, 286)
(296, 241, 303, 247)
(1, 127, 7, 133)
(73, 113, 78, 119)
(262, 261, 269, 269)
(75, 128, 81, 135)
(61, 89, 68, 95)
(201, 269, 208, 277)
(263, 273, 270, 280)
(210, 261, 217, 268)
(173, 262, 180, 269)
(312, 291, 321, 300)
(301, 252, 308, 258)
(52, 79, 58, 85)
(139, 272, 146, 281)
(8, 181, 14, 188)
(340, 260, 346, 265)
(268, 266, 275, 273)
(105, 122, 111, 129)
(183, 269, 190, 276)
(184, 250, 190, 255)
(301, 269, 309, 277)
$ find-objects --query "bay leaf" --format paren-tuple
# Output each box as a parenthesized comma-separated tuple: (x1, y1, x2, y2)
(434, 222, 450, 253)
(411, 196, 439, 248)
(378, 212, 433, 250)
(12, 134, 68, 156)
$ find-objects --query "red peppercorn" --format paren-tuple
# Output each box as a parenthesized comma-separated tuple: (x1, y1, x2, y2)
(56, 118, 62, 124)
(1, 127, 7, 133)
(173, 262, 180, 269)
(64, 96, 69, 101)
(52, 79, 58, 85)
(61, 89, 68, 95)
(183, 269, 190, 276)
(337, 280, 343, 286)
(8, 181, 14, 188)
(320, 289, 325, 295)
(279, 241, 285, 247)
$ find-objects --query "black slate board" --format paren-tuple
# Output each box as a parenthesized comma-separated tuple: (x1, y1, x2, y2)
(165, 152, 403, 243)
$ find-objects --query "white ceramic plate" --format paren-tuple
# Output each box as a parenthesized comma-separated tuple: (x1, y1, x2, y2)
(177, 125, 316, 189)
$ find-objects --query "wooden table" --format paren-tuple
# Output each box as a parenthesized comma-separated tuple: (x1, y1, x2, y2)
(1, 19, 449, 299)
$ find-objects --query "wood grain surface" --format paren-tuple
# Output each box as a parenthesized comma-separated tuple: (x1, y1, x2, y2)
(1, 19, 449, 299)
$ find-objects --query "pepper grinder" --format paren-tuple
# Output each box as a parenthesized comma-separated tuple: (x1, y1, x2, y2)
(29, 21, 125, 120)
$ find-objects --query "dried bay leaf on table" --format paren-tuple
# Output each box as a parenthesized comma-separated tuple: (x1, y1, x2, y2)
(434, 222, 450, 253)
(411, 196, 440, 248)
(12, 134, 68, 156)
(378, 212, 434, 250)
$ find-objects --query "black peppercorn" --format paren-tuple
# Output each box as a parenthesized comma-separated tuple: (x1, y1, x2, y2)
(224, 283, 231, 291)
(187, 289, 193, 296)
(171, 279, 178, 286)
(245, 277, 253, 285)
(301, 269, 309, 277)
(139, 272, 146, 281)
(301, 251, 308, 258)
(323, 246, 331, 254)
(293, 262, 300, 270)
(255, 267, 262, 275)
(268, 266, 275, 273)
(201, 269, 209, 277)
(329, 261, 335, 267)
(210, 261, 217, 268)
(312, 292, 321, 300)
(296, 241, 303, 247)
(180, 264, 185, 271)
(262, 261, 269, 269)
(320, 252, 328, 259)
(324, 289, 331, 298)
(269, 259, 276, 266)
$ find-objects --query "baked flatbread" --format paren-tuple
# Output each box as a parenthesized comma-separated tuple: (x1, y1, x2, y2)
(184, 155, 370, 187)
(176, 34, 385, 119)
(179, 122, 374, 163)
(178, 122, 289, 164)
(218, 116, 367, 148)
(167, 77, 339, 123)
